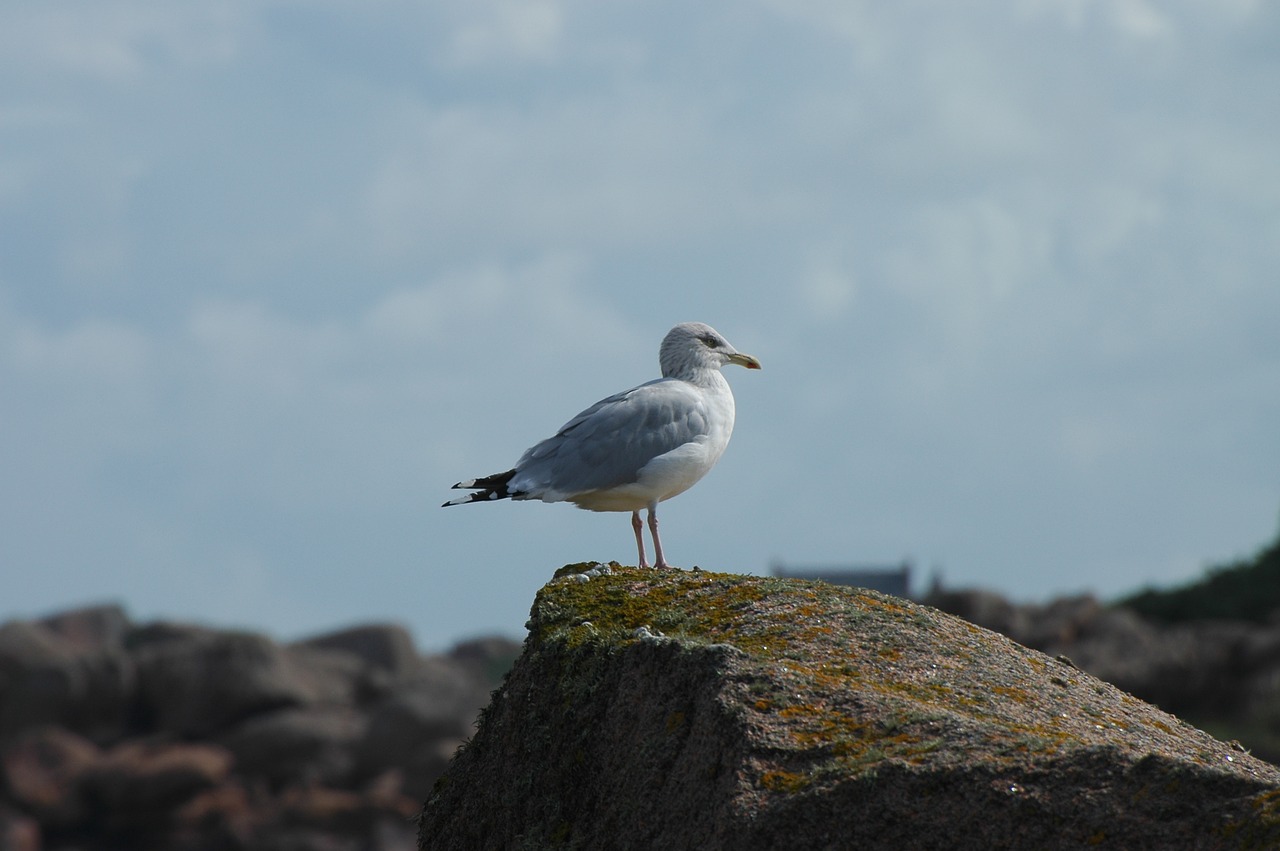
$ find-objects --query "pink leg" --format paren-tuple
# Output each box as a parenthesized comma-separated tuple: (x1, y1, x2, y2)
(648, 505, 670, 569)
(631, 510, 650, 568)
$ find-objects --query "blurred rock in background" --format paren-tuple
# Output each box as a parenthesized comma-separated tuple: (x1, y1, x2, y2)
(0, 605, 518, 851)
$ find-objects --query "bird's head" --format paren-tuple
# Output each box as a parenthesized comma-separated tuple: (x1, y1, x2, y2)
(660, 322, 762, 378)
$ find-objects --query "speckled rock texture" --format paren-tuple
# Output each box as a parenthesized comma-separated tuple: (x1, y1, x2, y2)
(418, 565, 1280, 851)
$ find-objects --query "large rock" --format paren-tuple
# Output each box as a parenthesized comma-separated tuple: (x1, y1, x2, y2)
(218, 705, 367, 787)
(0, 603, 518, 851)
(354, 656, 492, 799)
(448, 636, 523, 684)
(0, 726, 100, 825)
(38, 604, 131, 653)
(419, 566, 1280, 851)
(78, 740, 234, 831)
(0, 620, 134, 744)
(926, 587, 1280, 748)
(295, 623, 421, 680)
(131, 626, 335, 737)
(0, 807, 39, 851)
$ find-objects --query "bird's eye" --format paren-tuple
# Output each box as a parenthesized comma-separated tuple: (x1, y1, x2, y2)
(700, 334, 719, 347)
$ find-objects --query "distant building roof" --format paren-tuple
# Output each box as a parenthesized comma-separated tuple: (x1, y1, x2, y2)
(771, 560, 913, 599)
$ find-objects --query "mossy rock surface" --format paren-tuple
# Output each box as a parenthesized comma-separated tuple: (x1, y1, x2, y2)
(420, 565, 1280, 850)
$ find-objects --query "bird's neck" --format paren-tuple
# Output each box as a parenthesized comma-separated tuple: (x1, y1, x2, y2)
(677, 367, 731, 393)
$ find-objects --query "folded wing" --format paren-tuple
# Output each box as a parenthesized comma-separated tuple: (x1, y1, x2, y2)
(512, 378, 710, 501)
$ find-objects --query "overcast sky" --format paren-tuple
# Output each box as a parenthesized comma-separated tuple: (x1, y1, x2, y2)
(2, 0, 1278, 649)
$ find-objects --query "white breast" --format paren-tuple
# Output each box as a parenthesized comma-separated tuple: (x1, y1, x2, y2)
(633, 371, 736, 503)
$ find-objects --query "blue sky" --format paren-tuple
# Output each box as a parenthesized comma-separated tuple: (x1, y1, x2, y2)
(2, 1, 1278, 649)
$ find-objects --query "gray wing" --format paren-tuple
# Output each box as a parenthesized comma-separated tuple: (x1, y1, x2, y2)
(510, 378, 709, 498)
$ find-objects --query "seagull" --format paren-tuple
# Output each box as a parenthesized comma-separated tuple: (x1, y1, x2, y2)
(444, 322, 761, 569)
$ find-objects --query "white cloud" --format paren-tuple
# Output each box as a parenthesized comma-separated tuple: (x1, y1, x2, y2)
(1017, 0, 1172, 38)
(1110, 0, 1174, 40)
(186, 301, 351, 397)
(446, 0, 566, 66)
(0, 3, 246, 80)
(879, 195, 1056, 358)
(359, 97, 726, 259)
(1064, 184, 1165, 263)
(0, 305, 161, 468)
(5, 314, 150, 382)
(752, 0, 882, 57)
(797, 245, 858, 321)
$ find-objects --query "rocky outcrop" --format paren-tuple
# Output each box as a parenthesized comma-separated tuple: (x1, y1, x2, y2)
(925, 588, 1280, 758)
(0, 604, 519, 851)
(419, 565, 1280, 850)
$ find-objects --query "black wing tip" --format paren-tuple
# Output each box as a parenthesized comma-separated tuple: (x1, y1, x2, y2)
(441, 489, 509, 507)
(455, 469, 516, 489)
(442, 469, 518, 507)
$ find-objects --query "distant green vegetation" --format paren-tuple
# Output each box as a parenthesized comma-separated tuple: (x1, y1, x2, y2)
(1117, 521, 1280, 624)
